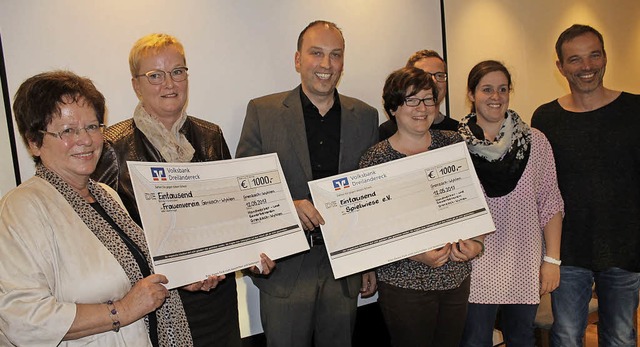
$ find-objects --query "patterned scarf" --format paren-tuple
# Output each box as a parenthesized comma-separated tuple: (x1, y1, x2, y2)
(133, 102, 195, 162)
(35, 164, 193, 347)
(458, 109, 531, 197)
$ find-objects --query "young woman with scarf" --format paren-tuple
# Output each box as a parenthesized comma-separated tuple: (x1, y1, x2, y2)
(458, 60, 564, 347)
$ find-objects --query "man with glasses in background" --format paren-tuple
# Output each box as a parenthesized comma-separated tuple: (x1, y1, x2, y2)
(379, 50, 458, 141)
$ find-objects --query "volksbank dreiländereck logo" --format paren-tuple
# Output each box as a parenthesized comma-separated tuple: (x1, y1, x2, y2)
(332, 177, 350, 191)
(151, 167, 167, 181)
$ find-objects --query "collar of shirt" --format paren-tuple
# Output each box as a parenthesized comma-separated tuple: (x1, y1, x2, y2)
(300, 87, 342, 179)
(300, 88, 341, 117)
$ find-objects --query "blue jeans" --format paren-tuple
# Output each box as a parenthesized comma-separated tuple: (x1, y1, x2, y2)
(460, 303, 538, 347)
(550, 266, 640, 347)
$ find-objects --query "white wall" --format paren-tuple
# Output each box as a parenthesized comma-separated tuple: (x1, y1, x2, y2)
(0, 0, 444, 336)
(444, 0, 640, 124)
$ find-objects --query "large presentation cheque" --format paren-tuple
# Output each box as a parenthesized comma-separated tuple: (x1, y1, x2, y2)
(128, 153, 309, 289)
(308, 142, 495, 279)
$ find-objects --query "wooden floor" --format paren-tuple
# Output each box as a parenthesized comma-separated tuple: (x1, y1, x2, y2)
(584, 322, 598, 347)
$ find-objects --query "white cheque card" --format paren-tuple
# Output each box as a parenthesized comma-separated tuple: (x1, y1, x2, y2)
(127, 153, 309, 289)
(308, 142, 495, 279)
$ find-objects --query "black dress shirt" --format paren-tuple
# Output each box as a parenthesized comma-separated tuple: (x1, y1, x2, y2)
(301, 89, 341, 180)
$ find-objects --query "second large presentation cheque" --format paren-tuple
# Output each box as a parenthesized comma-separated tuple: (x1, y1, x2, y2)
(308, 142, 495, 279)
(127, 153, 309, 289)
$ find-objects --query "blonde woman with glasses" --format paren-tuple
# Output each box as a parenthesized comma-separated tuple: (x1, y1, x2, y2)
(92, 33, 274, 347)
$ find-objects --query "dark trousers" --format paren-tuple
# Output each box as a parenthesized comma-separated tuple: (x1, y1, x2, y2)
(259, 246, 358, 347)
(378, 276, 470, 347)
(179, 276, 241, 347)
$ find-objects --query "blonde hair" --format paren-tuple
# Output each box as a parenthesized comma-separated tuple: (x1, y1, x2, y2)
(129, 33, 186, 77)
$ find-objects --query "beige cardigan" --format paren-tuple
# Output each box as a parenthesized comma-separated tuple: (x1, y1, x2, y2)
(0, 177, 151, 346)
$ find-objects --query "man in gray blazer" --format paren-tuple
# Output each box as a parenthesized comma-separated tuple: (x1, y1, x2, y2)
(236, 20, 379, 347)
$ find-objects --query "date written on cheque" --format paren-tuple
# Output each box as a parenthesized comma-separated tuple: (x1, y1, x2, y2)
(246, 198, 268, 208)
(433, 185, 455, 197)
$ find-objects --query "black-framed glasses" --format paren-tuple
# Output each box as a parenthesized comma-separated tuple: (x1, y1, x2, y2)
(40, 124, 105, 141)
(404, 97, 436, 107)
(430, 72, 447, 82)
(135, 66, 189, 85)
